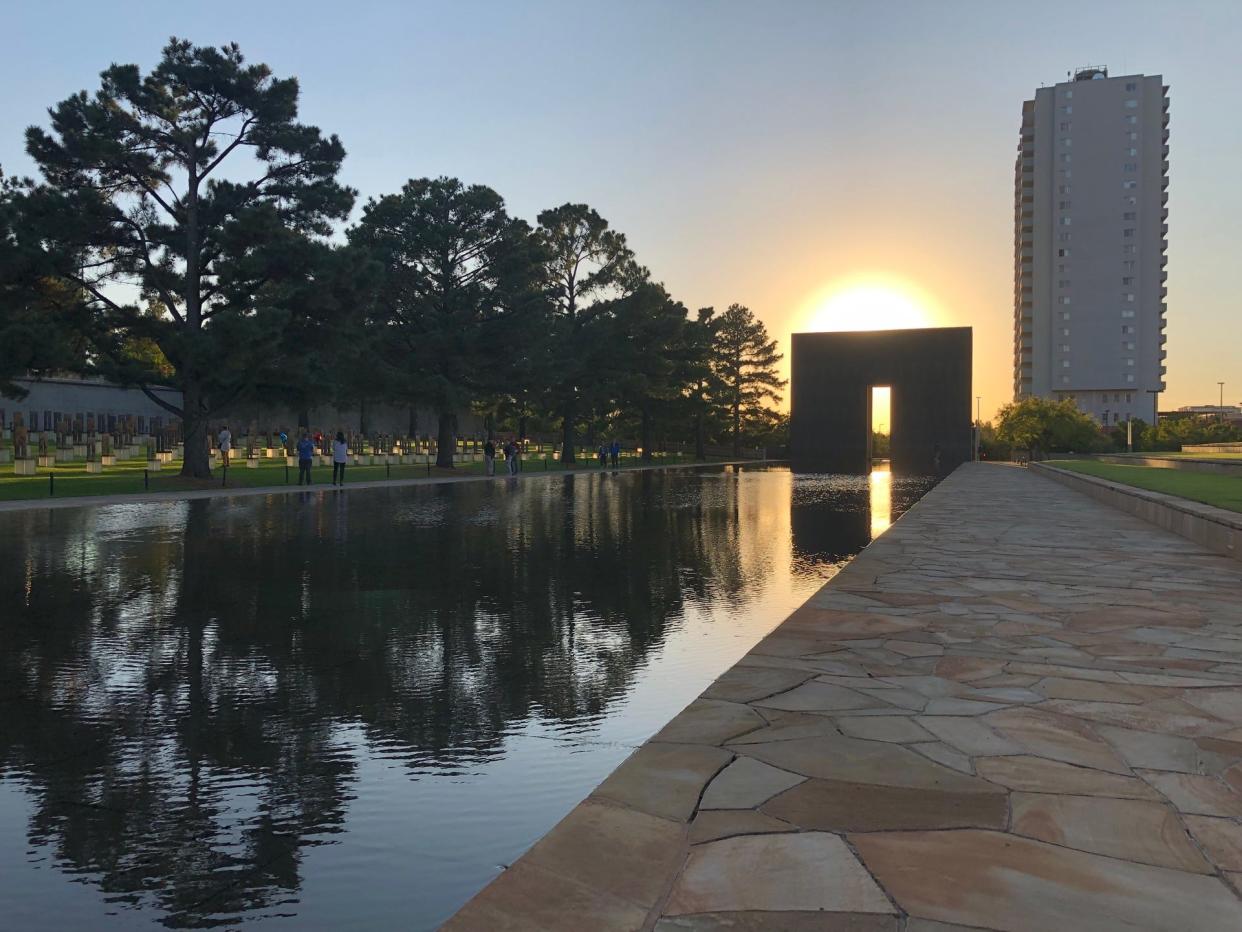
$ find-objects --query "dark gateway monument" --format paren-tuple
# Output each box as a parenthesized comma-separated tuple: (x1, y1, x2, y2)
(790, 327, 973, 475)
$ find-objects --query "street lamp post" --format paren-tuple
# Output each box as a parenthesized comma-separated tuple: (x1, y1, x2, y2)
(1219, 382, 1226, 423)
(975, 396, 981, 461)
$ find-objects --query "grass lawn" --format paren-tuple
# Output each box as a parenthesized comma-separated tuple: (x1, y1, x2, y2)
(0, 451, 732, 504)
(1046, 459, 1242, 514)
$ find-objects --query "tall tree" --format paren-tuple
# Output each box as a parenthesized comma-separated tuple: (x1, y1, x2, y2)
(15, 38, 354, 476)
(535, 204, 637, 464)
(608, 282, 691, 461)
(685, 307, 720, 461)
(0, 172, 89, 398)
(711, 304, 785, 455)
(350, 177, 544, 468)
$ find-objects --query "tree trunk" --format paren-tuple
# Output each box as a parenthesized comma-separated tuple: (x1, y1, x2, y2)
(560, 403, 576, 465)
(518, 415, 527, 442)
(731, 400, 741, 457)
(694, 407, 706, 461)
(179, 377, 212, 479)
(640, 406, 653, 462)
(436, 411, 456, 468)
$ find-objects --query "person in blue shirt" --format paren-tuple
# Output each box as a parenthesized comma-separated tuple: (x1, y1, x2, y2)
(609, 439, 620, 468)
(296, 431, 315, 485)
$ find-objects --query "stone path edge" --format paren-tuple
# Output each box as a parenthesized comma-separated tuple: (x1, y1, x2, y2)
(0, 459, 783, 515)
(442, 464, 947, 931)
(1032, 461, 1241, 563)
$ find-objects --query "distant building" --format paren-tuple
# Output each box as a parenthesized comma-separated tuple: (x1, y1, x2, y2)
(1014, 66, 1169, 425)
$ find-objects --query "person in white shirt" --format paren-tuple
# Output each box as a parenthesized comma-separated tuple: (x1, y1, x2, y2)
(332, 431, 348, 486)
(217, 426, 232, 467)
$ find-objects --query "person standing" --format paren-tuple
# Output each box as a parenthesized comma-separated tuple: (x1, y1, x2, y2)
(505, 439, 519, 476)
(609, 439, 620, 469)
(332, 431, 348, 486)
(217, 425, 232, 468)
(296, 431, 315, 485)
(484, 438, 496, 476)
(598, 442, 608, 468)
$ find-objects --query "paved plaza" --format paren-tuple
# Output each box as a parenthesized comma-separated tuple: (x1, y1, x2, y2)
(448, 462, 1242, 931)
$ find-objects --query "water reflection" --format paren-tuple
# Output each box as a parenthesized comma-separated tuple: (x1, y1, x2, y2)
(870, 462, 893, 537)
(0, 467, 930, 929)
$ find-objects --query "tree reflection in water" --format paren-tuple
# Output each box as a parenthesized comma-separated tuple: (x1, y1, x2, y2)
(0, 467, 929, 928)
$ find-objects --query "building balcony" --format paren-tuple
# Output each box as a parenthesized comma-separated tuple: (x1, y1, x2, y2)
(1159, 333, 1168, 344)
(1163, 145, 1170, 157)
(1163, 160, 1170, 172)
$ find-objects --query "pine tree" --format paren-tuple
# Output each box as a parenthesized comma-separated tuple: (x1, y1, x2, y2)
(711, 304, 786, 455)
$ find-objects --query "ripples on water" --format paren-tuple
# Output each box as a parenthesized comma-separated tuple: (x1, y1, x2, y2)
(0, 465, 932, 929)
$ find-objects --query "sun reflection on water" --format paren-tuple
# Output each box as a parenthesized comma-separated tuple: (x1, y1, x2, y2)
(869, 463, 892, 539)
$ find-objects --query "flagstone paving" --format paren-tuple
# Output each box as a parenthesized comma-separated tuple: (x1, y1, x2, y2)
(445, 463, 1242, 931)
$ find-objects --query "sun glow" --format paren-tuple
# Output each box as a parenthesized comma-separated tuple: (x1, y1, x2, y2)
(800, 279, 938, 334)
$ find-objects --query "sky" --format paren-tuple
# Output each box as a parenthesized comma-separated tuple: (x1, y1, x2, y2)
(3, 0, 1239, 420)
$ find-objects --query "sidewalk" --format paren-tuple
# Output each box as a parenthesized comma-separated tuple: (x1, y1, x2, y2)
(447, 461, 1242, 931)
(0, 459, 777, 514)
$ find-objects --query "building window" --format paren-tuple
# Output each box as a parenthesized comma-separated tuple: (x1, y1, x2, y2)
(1126, 358, 1135, 366)
(1126, 374, 1136, 383)
(1122, 325, 1135, 334)
(1058, 278, 1071, 287)
(1122, 276, 1134, 285)
(1124, 195, 1137, 206)
(1059, 121, 1071, 131)
(1123, 229, 1135, 238)
(1125, 99, 1139, 108)
(1123, 260, 1136, 270)
(1122, 309, 1136, 318)
(1123, 180, 1138, 189)
(1122, 244, 1137, 254)
(1124, 341, 1136, 350)
(1125, 82, 1137, 91)
(1059, 296, 1072, 305)
(1061, 105, 1073, 115)
(1126, 393, 1133, 403)
(1062, 375, 1071, 384)
(1126, 114, 1137, 124)
(1128, 131, 1138, 140)
(1060, 311, 1071, 320)
(1060, 216, 1072, 225)
(1122, 211, 1136, 220)
(1062, 360, 1071, 368)
(1060, 343, 1071, 352)
(1063, 138, 1072, 147)
(1061, 153, 1073, 163)
(1126, 147, 1138, 156)
(1058, 184, 1071, 194)
(1061, 327, 1071, 336)
(1059, 233, 1072, 242)
(1059, 200, 1072, 209)
(1123, 162, 1138, 171)
(1058, 248, 1071, 257)
(1065, 90, 1073, 99)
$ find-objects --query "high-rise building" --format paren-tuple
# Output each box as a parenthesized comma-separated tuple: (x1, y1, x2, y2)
(1013, 66, 1169, 425)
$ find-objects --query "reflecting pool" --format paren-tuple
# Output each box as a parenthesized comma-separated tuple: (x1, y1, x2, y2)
(0, 465, 932, 929)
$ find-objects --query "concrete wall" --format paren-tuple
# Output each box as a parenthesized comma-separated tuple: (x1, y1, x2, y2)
(1085, 454, 1242, 476)
(1032, 462, 1240, 563)
(1, 377, 181, 434)
(790, 327, 972, 476)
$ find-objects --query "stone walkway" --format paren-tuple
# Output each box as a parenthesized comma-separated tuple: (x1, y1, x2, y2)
(446, 462, 1242, 931)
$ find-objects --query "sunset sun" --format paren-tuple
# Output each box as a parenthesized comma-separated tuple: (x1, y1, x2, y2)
(802, 280, 938, 333)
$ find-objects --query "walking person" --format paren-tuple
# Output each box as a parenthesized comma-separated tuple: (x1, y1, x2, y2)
(332, 431, 348, 486)
(484, 438, 496, 476)
(505, 439, 519, 476)
(296, 431, 315, 485)
(610, 439, 620, 469)
(217, 425, 232, 468)
(598, 442, 608, 468)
